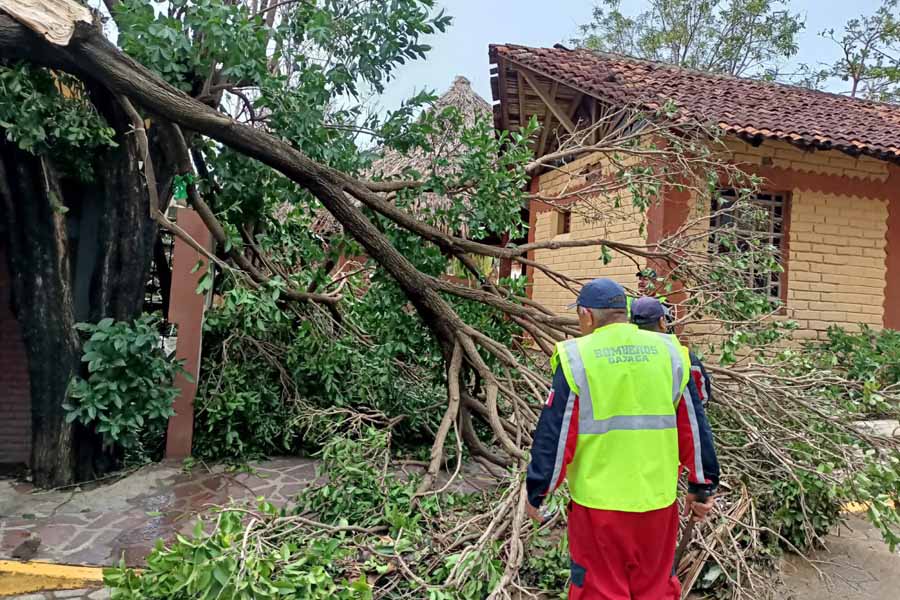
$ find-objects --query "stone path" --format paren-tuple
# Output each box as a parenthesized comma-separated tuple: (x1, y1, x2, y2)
(0, 458, 323, 568)
(0, 457, 498, 569)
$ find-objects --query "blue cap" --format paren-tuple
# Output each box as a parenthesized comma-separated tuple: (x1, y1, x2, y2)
(568, 278, 627, 310)
(630, 296, 669, 325)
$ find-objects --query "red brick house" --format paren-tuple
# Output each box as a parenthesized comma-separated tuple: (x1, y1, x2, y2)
(489, 44, 900, 338)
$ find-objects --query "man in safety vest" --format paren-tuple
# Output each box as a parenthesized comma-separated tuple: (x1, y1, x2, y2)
(525, 278, 719, 599)
(631, 296, 718, 409)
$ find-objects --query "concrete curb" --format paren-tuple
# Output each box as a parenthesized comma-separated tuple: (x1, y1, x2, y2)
(0, 561, 103, 597)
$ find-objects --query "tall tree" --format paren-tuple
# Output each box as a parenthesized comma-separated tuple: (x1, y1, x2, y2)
(575, 0, 804, 77)
(820, 0, 900, 100)
(0, 0, 449, 487)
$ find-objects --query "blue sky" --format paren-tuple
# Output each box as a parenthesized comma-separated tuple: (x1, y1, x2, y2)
(376, 0, 885, 111)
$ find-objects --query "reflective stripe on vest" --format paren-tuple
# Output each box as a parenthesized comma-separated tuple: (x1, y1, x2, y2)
(554, 323, 690, 512)
(561, 332, 686, 434)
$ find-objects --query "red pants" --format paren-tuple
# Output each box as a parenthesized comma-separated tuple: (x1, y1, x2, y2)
(567, 501, 681, 599)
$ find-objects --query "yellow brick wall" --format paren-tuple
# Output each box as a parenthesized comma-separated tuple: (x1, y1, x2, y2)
(531, 151, 647, 312)
(723, 139, 889, 181)
(787, 190, 887, 340)
(529, 144, 890, 341)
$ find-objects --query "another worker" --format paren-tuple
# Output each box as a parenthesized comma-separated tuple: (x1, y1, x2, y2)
(636, 267, 658, 296)
(525, 279, 719, 600)
(631, 296, 717, 408)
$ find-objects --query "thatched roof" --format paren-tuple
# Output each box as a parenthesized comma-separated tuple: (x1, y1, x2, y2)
(311, 76, 492, 236)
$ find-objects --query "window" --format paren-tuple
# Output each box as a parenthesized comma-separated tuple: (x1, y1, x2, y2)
(710, 190, 787, 300)
(556, 209, 571, 235)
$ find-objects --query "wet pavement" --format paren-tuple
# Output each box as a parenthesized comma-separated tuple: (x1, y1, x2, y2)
(0, 457, 498, 570)
(5, 590, 107, 600)
(0, 458, 321, 567)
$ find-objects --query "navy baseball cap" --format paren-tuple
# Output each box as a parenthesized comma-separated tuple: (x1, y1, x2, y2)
(567, 278, 627, 310)
(630, 296, 670, 325)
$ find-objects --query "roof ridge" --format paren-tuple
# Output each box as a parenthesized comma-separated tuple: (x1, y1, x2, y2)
(506, 42, 900, 111)
(581, 48, 900, 110)
(489, 43, 900, 161)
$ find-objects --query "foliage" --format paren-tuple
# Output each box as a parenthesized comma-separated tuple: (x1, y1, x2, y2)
(817, 324, 900, 390)
(105, 430, 504, 600)
(574, 0, 804, 77)
(0, 63, 116, 179)
(819, 0, 900, 101)
(104, 504, 374, 600)
(193, 278, 447, 461)
(64, 315, 184, 453)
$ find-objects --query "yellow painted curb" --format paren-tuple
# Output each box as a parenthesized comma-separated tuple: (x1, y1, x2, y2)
(0, 560, 103, 597)
(843, 499, 895, 514)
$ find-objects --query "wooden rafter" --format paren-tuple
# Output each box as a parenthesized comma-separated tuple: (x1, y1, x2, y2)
(520, 69, 575, 134)
(517, 70, 528, 130)
(497, 59, 510, 131)
(537, 81, 559, 157)
(567, 92, 584, 123)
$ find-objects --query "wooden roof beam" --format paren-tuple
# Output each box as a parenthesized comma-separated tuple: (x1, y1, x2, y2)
(497, 58, 511, 131)
(521, 69, 575, 134)
(537, 81, 559, 156)
(517, 70, 528, 130)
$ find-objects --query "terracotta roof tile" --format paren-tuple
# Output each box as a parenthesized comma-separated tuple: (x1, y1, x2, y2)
(490, 44, 900, 161)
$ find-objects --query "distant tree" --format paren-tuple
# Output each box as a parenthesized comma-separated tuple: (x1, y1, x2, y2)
(575, 0, 805, 77)
(819, 0, 900, 100)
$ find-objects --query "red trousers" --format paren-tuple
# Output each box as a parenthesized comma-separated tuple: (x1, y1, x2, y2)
(567, 501, 681, 599)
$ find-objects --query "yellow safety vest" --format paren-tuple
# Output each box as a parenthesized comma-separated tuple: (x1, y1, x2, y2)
(552, 323, 690, 512)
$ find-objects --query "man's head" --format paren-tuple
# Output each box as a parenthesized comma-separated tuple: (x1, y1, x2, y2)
(636, 268, 658, 295)
(570, 278, 628, 335)
(630, 296, 670, 333)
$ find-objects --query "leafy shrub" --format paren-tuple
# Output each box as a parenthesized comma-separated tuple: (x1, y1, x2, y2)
(818, 325, 900, 388)
(193, 273, 521, 462)
(65, 315, 185, 453)
(104, 504, 373, 600)
(298, 428, 418, 530)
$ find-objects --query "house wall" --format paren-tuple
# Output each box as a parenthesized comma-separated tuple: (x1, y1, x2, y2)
(726, 139, 891, 339)
(529, 140, 898, 340)
(529, 151, 646, 313)
(0, 242, 31, 466)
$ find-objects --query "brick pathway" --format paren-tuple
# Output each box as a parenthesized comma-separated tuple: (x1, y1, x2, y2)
(0, 458, 497, 569)
(0, 458, 323, 567)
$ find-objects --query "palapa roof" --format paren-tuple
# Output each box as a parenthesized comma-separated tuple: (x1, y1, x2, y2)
(490, 44, 900, 162)
(312, 76, 492, 236)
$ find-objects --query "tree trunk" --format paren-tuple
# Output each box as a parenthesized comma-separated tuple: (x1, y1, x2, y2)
(88, 89, 168, 322)
(0, 143, 82, 487)
(0, 89, 171, 486)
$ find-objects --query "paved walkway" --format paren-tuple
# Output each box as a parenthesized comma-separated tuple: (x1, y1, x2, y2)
(1, 458, 897, 599)
(6, 591, 107, 600)
(0, 459, 323, 568)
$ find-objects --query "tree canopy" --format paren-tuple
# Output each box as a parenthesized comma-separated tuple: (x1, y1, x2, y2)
(574, 0, 805, 77)
(0, 0, 898, 598)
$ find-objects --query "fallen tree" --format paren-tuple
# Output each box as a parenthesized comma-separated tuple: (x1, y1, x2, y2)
(1, 1, 899, 598)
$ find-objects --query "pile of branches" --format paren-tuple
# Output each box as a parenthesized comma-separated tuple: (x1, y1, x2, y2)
(3, 3, 899, 598)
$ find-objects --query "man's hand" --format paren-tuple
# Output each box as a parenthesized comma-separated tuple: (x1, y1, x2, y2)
(525, 502, 543, 523)
(684, 492, 715, 522)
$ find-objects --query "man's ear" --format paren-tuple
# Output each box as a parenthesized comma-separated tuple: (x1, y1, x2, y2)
(659, 316, 667, 331)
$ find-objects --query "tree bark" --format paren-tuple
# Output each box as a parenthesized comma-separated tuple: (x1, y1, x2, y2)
(0, 22, 175, 483)
(0, 142, 82, 487)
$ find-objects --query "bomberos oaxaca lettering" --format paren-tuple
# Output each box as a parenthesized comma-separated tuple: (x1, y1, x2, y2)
(594, 344, 660, 364)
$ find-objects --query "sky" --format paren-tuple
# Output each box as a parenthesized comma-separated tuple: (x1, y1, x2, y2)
(376, 0, 886, 112)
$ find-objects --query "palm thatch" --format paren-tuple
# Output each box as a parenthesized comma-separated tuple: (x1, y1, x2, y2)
(311, 76, 492, 236)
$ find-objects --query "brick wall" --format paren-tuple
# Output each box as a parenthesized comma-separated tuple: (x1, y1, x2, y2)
(786, 190, 887, 340)
(0, 244, 31, 465)
(529, 140, 893, 341)
(531, 151, 647, 313)
(724, 139, 889, 182)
